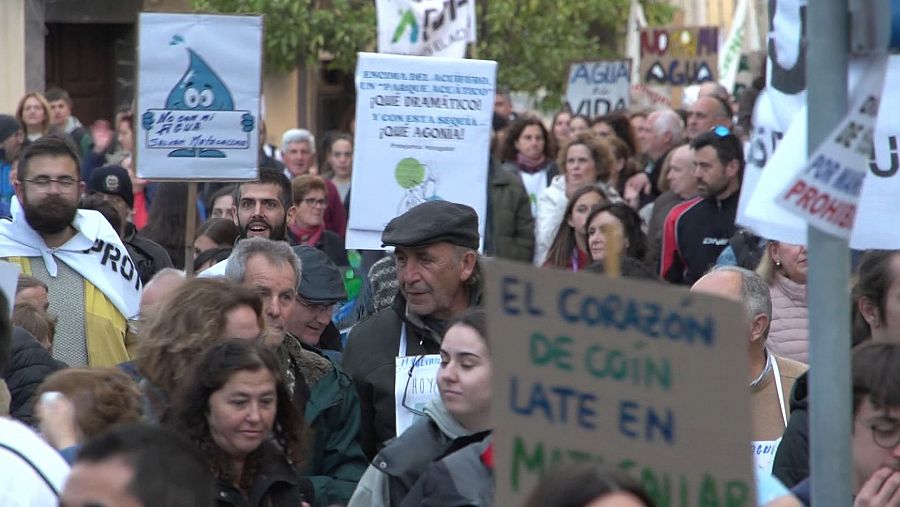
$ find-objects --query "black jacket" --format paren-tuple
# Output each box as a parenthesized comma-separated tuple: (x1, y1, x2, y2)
(662, 191, 739, 285)
(4, 327, 65, 425)
(772, 371, 809, 487)
(126, 223, 174, 284)
(215, 442, 315, 507)
(343, 295, 445, 459)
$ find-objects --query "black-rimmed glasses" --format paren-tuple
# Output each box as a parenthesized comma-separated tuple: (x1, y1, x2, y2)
(400, 354, 428, 417)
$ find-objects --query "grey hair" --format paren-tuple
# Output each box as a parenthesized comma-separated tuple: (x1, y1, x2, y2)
(225, 237, 302, 288)
(714, 265, 772, 337)
(651, 109, 684, 143)
(281, 128, 316, 153)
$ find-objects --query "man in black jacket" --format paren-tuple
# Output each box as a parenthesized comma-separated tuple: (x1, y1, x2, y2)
(5, 326, 64, 424)
(85, 165, 173, 283)
(343, 201, 482, 459)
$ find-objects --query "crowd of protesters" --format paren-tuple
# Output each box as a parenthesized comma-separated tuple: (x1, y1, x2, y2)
(0, 81, 896, 507)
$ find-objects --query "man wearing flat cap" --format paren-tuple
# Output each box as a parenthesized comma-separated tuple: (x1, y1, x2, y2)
(343, 200, 482, 458)
(85, 165, 172, 284)
(0, 115, 25, 217)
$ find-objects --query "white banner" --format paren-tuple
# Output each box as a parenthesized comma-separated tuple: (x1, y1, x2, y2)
(776, 57, 887, 238)
(376, 0, 476, 58)
(718, 0, 748, 93)
(566, 60, 631, 118)
(346, 53, 495, 250)
(136, 13, 262, 180)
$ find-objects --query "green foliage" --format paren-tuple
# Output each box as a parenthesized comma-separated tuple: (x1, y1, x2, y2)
(192, 0, 673, 109)
(191, 0, 376, 72)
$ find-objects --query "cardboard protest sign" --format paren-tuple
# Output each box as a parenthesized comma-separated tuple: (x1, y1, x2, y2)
(487, 260, 755, 506)
(566, 60, 631, 118)
(376, 0, 476, 58)
(640, 26, 718, 86)
(776, 57, 887, 238)
(136, 13, 262, 180)
(346, 53, 496, 250)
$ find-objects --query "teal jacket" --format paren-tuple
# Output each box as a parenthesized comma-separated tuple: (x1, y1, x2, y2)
(295, 340, 368, 507)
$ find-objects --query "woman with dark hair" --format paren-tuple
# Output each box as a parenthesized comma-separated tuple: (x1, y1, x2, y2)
(549, 110, 572, 157)
(350, 310, 493, 507)
(535, 133, 619, 265)
(543, 185, 614, 271)
(585, 203, 647, 270)
(170, 339, 314, 506)
(591, 111, 640, 157)
(501, 117, 558, 217)
(141, 182, 200, 269)
(585, 202, 647, 264)
(522, 466, 655, 507)
(194, 218, 240, 259)
(604, 135, 642, 202)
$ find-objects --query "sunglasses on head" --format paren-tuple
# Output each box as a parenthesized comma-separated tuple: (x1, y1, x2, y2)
(711, 125, 732, 137)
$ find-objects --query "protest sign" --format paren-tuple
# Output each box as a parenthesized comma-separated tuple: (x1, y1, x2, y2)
(0, 261, 19, 316)
(376, 0, 476, 58)
(394, 354, 441, 436)
(487, 260, 755, 506)
(346, 53, 496, 250)
(566, 60, 631, 118)
(640, 26, 718, 86)
(136, 13, 262, 180)
(776, 56, 887, 238)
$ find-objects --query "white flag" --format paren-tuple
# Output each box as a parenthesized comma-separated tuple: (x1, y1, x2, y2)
(625, 0, 647, 84)
(376, 0, 475, 58)
(718, 0, 748, 93)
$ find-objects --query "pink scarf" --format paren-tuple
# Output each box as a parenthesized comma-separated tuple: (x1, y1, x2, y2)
(290, 223, 324, 247)
(516, 152, 547, 174)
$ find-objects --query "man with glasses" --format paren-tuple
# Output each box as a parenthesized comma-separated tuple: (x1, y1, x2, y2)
(0, 137, 140, 367)
(288, 245, 347, 356)
(660, 126, 743, 284)
(225, 237, 366, 505)
(343, 200, 482, 459)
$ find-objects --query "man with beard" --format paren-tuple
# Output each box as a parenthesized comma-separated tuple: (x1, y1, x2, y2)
(236, 166, 291, 241)
(343, 201, 482, 458)
(0, 137, 140, 367)
(660, 127, 742, 285)
(225, 237, 367, 505)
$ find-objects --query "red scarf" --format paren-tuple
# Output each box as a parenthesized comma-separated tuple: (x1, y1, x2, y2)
(516, 152, 547, 174)
(290, 223, 324, 247)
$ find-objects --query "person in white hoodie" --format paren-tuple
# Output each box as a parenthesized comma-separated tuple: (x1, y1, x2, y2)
(533, 132, 621, 265)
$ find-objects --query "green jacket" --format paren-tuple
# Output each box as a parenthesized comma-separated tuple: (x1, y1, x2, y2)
(282, 337, 368, 506)
(487, 161, 535, 262)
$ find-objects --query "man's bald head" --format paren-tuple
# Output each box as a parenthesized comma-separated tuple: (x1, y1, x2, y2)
(687, 96, 732, 139)
(140, 269, 187, 319)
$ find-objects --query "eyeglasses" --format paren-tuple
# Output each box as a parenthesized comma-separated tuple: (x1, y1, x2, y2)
(867, 421, 900, 449)
(401, 355, 428, 417)
(301, 198, 327, 208)
(22, 176, 78, 191)
(711, 125, 732, 137)
(296, 296, 335, 316)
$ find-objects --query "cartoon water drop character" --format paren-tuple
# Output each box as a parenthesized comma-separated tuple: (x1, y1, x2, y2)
(142, 48, 252, 158)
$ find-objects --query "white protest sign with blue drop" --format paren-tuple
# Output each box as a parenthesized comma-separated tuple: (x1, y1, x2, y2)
(136, 13, 262, 180)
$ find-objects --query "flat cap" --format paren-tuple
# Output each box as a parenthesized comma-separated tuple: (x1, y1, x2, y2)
(382, 201, 479, 250)
(292, 245, 347, 304)
(88, 165, 134, 209)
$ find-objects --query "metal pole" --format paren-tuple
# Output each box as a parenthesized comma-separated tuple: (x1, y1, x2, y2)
(807, 0, 853, 504)
(184, 182, 198, 277)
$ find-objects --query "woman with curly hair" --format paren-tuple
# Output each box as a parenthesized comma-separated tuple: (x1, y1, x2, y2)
(170, 339, 314, 506)
(34, 368, 142, 463)
(135, 277, 265, 421)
